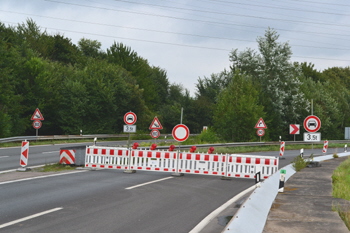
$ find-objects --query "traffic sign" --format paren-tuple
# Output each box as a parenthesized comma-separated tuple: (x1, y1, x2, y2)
(124, 112, 137, 125)
(150, 129, 160, 138)
(32, 120, 42, 129)
(289, 124, 300, 134)
(149, 117, 163, 130)
(123, 125, 136, 133)
(304, 132, 321, 142)
(255, 118, 267, 129)
(303, 115, 321, 133)
(31, 108, 44, 121)
(172, 124, 190, 142)
(256, 129, 265, 136)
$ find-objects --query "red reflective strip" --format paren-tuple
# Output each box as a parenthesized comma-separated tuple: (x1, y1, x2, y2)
(246, 158, 251, 164)
(235, 174, 240, 177)
(164, 153, 170, 159)
(213, 172, 218, 175)
(256, 158, 260, 164)
(222, 156, 226, 162)
(214, 156, 218, 162)
(196, 154, 201, 160)
(229, 156, 232, 162)
(164, 168, 169, 171)
(110, 150, 115, 156)
(156, 152, 161, 158)
(155, 168, 160, 171)
(186, 154, 191, 160)
(147, 151, 152, 158)
(227, 174, 231, 177)
(108, 166, 113, 168)
(274, 159, 277, 165)
(100, 165, 105, 168)
(245, 175, 250, 178)
(138, 151, 144, 157)
(146, 167, 151, 170)
(237, 157, 242, 163)
(87, 148, 90, 154)
(265, 159, 270, 165)
(186, 170, 190, 173)
(117, 166, 121, 169)
(85, 164, 89, 167)
(195, 170, 200, 173)
(101, 149, 106, 155)
(117, 150, 123, 156)
(93, 149, 98, 154)
(204, 155, 209, 161)
(92, 165, 96, 167)
(204, 171, 209, 174)
(264, 176, 268, 179)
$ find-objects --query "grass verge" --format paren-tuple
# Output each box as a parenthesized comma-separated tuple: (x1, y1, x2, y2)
(33, 163, 77, 172)
(332, 157, 350, 230)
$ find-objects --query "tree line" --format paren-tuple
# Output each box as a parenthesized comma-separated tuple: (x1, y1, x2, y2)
(1, 20, 349, 141)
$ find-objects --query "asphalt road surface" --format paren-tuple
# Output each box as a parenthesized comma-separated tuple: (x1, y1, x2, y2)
(0, 142, 340, 233)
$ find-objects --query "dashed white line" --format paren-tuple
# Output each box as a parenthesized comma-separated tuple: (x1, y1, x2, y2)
(0, 207, 63, 229)
(125, 177, 173, 190)
(0, 156, 9, 159)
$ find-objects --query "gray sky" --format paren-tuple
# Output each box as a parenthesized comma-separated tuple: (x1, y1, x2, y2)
(1, 0, 350, 95)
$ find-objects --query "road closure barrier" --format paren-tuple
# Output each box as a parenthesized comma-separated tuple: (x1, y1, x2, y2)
(84, 146, 278, 179)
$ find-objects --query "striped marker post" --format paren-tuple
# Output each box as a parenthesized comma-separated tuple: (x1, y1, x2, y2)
(279, 141, 285, 157)
(18, 140, 29, 171)
(322, 140, 328, 154)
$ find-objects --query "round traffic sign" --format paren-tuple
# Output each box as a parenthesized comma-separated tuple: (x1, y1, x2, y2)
(124, 112, 137, 125)
(303, 115, 321, 133)
(172, 124, 190, 142)
(32, 120, 42, 129)
(150, 129, 160, 139)
(256, 129, 265, 136)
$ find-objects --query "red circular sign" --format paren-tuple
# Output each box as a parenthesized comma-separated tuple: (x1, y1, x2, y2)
(150, 129, 160, 139)
(172, 124, 190, 142)
(32, 120, 42, 129)
(124, 112, 137, 125)
(256, 129, 265, 136)
(303, 115, 321, 133)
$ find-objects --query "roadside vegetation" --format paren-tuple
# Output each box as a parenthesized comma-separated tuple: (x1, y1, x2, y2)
(34, 163, 76, 172)
(332, 157, 350, 230)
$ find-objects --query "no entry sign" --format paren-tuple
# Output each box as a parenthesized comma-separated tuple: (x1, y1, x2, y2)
(172, 124, 190, 142)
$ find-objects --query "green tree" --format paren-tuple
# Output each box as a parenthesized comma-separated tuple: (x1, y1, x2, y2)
(213, 72, 265, 141)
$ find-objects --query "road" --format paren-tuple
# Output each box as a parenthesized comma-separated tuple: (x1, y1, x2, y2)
(0, 142, 340, 232)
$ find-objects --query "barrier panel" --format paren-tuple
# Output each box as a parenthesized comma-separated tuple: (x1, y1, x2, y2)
(84, 146, 279, 179)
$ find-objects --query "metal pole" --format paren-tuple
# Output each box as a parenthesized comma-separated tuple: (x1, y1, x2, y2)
(180, 107, 183, 124)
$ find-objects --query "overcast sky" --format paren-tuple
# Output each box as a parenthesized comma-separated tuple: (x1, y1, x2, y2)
(1, 0, 350, 95)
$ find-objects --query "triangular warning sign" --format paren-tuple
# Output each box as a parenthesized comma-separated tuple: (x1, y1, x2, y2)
(255, 117, 267, 129)
(31, 108, 44, 121)
(149, 117, 163, 130)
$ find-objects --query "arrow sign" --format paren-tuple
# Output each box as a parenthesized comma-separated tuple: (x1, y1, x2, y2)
(289, 124, 300, 134)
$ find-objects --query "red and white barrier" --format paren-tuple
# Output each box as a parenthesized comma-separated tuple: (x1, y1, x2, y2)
(20, 140, 29, 167)
(279, 141, 285, 157)
(322, 140, 328, 153)
(84, 146, 279, 179)
(60, 149, 75, 164)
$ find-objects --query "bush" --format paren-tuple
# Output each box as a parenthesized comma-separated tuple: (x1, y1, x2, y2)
(292, 155, 308, 172)
(197, 128, 220, 143)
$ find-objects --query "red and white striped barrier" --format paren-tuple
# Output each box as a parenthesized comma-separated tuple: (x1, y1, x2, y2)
(84, 146, 279, 179)
(59, 149, 75, 164)
(20, 140, 29, 167)
(322, 140, 328, 153)
(279, 141, 285, 157)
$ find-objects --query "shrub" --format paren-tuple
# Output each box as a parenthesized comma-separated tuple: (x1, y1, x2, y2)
(292, 155, 308, 172)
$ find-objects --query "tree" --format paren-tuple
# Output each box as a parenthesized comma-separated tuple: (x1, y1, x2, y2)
(229, 28, 308, 139)
(213, 72, 265, 141)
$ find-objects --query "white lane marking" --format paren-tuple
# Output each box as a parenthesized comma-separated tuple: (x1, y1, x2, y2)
(0, 170, 87, 185)
(189, 184, 257, 233)
(0, 207, 63, 229)
(125, 177, 173, 190)
(42, 151, 60, 154)
(0, 156, 9, 158)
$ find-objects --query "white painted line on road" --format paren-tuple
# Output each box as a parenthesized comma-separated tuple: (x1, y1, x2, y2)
(0, 207, 63, 229)
(189, 184, 257, 233)
(0, 156, 9, 158)
(0, 164, 49, 174)
(0, 170, 87, 185)
(42, 151, 60, 154)
(125, 177, 173, 190)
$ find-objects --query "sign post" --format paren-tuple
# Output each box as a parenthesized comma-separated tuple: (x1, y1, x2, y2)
(303, 115, 322, 149)
(255, 118, 267, 142)
(124, 112, 137, 149)
(172, 124, 190, 177)
(31, 108, 44, 137)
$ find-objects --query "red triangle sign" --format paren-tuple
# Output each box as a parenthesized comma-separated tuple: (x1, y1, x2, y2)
(31, 108, 44, 121)
(149, 117, 163, 130)
(255, 118, 267, 129)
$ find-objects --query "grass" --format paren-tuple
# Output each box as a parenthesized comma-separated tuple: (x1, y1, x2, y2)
(33, 163, 77, 172)
(332, 157, 350, 230)
(292, 155, 309, 171)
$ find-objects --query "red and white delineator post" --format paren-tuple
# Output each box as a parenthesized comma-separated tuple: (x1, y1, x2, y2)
(322, 140, 328, 154)
(18, 140, 30, 171)
(279, 141, 285, 157)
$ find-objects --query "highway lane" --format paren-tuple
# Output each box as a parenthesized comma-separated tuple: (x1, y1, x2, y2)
(0, 169, 254, 233)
